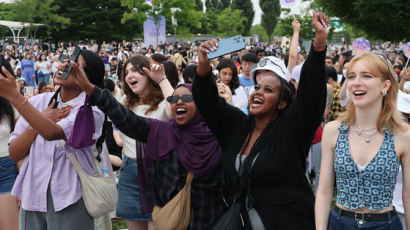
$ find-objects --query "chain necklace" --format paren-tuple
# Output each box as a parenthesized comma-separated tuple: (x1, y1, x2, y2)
(352, 124, 378, 143)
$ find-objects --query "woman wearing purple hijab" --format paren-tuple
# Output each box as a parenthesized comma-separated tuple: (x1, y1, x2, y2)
(69, 60, 226, 230)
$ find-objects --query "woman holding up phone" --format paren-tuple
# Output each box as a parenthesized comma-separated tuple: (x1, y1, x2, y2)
(66, 55, 226, 229)
(0, 57, 19, 230)
(0, 49, 104, 230)
(192, 11, 328, 229)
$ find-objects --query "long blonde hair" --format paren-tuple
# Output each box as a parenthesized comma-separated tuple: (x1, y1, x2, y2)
(338, 52, 407, 132)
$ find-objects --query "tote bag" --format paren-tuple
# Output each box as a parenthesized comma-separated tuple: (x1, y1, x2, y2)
(68, 152, 118, 218)
(152, 171, 194, 230)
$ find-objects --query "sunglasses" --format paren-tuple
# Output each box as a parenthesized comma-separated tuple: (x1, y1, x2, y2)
(167, 95, 193, 104)
(258, 58, 286, 76)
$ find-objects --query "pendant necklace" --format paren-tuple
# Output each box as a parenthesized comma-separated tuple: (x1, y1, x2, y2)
(352, 124, 378, 143)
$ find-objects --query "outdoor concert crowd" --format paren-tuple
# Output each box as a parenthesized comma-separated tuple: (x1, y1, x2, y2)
(0, 11, 409, 230)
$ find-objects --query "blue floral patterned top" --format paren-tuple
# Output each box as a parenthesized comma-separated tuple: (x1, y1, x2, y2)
(334, 122, 400, 210)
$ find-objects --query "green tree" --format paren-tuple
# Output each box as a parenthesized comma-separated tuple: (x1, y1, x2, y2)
(250, 24, 268, 42)
(313, 0, 409, 42)
(0, 3, 17, 39)
(121, 0, 201, 39)
(9, 0, 69, 41)
(205, 0, 220, 11)
(0, 2, 15, 20)
(231, 0, 254, 36)
(219, 0, 231, 9)
(259, 0, 280, 42)
(215, 8, 247, 37)
(195, 0, 203, 11)
(49, 0, 140, 44)
(276, 10, 314, 40)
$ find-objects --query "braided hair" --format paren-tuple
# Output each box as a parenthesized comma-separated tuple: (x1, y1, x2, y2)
(221, 75, 295, 204)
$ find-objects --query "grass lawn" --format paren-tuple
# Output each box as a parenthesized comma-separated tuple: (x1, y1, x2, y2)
(112, 219, 127, 230)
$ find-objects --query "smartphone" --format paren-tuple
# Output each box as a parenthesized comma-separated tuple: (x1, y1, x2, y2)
(23, 86, 34, 97)
(59, 46, 81, 80)
(207, 35, 245, 60)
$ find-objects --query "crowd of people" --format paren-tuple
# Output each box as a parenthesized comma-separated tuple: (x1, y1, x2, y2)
(0, 10, 409, 230)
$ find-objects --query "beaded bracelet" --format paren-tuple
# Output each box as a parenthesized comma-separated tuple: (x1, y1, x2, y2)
(313, 41, 327, 48)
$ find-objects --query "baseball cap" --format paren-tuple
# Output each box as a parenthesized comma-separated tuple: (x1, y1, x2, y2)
(397, 90, 410, 114)
(291, 63, 303, 83)
(249, 56, 290, 85)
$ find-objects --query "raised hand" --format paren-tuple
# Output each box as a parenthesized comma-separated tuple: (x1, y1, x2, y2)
(42, 99, 72, 123)
(196, 39, 218, 77)
(216, 79, 232, 105)
(0, 67, 20, 100)
(70, 60, 95, 96)
(292, 18, 301, 33)
(142, 56, 166, 83)
(312, 10, 329, 50)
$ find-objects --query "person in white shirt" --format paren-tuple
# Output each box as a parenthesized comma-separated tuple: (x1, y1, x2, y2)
(216, 58, 248, 114)
(36, 54, 51, 85)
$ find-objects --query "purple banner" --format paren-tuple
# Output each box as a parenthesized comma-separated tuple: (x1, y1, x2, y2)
(280, 0, 296, 8)
(143, 16, 166, 49)
(352, 37, 370, 53)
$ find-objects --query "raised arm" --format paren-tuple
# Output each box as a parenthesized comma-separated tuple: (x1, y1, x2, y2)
(288, 11, 328, 137)
(9, 100, 71, 162)
(192, 40, 247, 147)
(142, 57, 173, 118)
(287, 18, 301, 73)
(0, 67, 66, 141)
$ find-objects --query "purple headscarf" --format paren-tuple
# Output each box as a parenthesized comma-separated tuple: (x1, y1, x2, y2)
(146, 84, 222, 176)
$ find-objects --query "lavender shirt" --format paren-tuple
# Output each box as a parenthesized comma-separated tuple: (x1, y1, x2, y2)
(10, 92, 104, 212)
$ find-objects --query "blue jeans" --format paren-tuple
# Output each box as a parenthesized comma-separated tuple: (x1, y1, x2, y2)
(37, 73, 50, 85)
(116, 155, 152, 221)
(0, 156, 18, 194)
(328, 209, 403, 230)
(311, 142, 322, 194)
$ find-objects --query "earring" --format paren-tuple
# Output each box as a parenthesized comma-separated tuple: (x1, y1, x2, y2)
(382, 90, 387, 96)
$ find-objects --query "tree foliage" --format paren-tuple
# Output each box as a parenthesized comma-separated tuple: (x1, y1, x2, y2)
(8, 0, 69, 40)
(215, 8, 247, 37)
(276, 10, 314, 40)
(231, 0, 254, 36)
(49, 0, 141, 43)
(250, 24, 268, 42)
(121, 0, 202, 39)
(313, 0, 409, 42)
(195, 0, 203, 11)
(219, 0, 231, 9)
(259, 0, 280, 42)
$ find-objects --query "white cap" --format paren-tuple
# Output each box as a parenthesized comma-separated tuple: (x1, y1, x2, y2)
(397, 90, 410, 114)
(291, 63, 303, 83)
(249, 56, 290, 84)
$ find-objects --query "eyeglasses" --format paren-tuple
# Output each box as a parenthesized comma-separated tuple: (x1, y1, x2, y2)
(258, 58, 286, 76)
(166, 95, 193, 104)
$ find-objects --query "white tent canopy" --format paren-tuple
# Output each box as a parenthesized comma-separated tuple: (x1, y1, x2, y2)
(0, 20, 46, 43)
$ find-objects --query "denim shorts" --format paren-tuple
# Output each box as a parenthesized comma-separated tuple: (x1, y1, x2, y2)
(0, 156, 18, 194)
(328, 208, 403, 230)
(116, 155, 152, 221)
